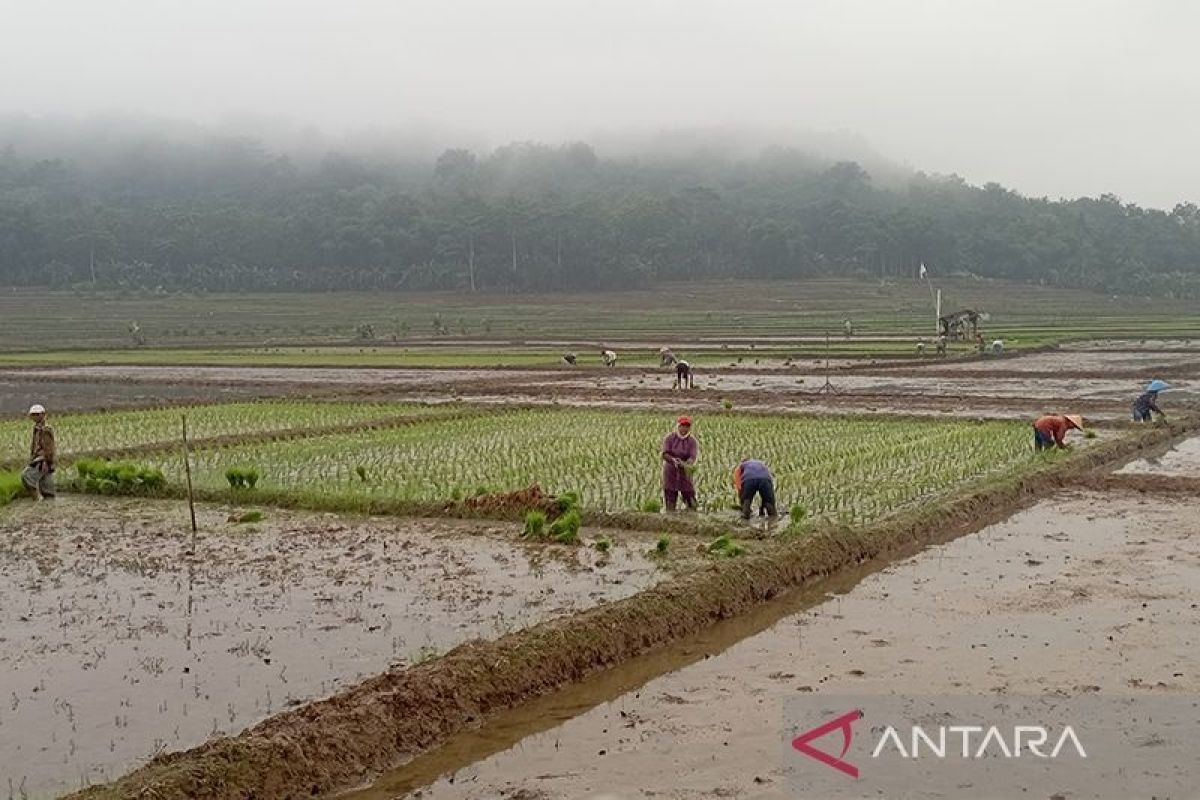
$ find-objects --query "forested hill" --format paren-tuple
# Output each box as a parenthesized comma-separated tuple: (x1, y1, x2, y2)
(2, 126, 1199, 296)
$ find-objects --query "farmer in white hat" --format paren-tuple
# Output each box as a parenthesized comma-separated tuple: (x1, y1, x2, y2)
(23, 404, 56, 500)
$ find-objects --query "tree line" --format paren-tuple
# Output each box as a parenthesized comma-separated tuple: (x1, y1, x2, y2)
(2, 133, 1199, 296)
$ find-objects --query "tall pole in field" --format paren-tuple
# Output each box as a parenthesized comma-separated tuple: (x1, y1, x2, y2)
(935, 289, 942, 335)
(181, 414, 198, 548)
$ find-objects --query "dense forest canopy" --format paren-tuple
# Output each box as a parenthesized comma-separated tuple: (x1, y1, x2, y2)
(2, 118, 1199, 297)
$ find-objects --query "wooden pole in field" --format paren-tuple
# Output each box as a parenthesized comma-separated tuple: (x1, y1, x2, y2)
(181, 414, 198, 547)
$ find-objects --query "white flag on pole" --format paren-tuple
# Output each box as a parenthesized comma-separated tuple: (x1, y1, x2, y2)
(919, 262, 928, 279)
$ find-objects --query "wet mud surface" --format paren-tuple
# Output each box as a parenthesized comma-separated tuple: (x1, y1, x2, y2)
(0, 497, 679, 798)
(1117, 435, 1200, 477)
(0, 379, 266, 415)
(374, 491, 1200, 800)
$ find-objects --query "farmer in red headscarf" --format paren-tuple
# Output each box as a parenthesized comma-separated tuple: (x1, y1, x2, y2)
(662, 415, 699, 511)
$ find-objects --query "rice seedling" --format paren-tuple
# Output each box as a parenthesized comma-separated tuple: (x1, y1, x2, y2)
(0, 471, 22, 506)
(640, 498, 663, 513)
(548, 509, 582, 545)
(706, 534, 745, 558)
(655, 534, 671, 555)
(129, 407, 1029, 527)
(522, 510, 547, 539)
(592, 536, 612, 553)
(0, 401, 462, 461)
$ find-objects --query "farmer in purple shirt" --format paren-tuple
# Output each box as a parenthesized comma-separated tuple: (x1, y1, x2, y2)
(661, 415, 699, 511)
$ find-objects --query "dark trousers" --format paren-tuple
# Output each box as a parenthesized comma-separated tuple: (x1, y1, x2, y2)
(1033, 428, 1055, 451)
(739, 477, 776, 519)
(664, 488, 697, 511)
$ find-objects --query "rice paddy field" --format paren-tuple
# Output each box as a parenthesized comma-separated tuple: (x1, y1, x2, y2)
(135, 408, 1031, 522)
(1, 279, 1197, 800)
(0, 400, 467, 464)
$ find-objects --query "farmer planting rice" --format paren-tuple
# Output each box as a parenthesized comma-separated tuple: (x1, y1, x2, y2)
(1132, 379, 1170, 422)
(733, 457, 776, 520)
(673, 359, 694, 389)
(23, 403, 56, 500)
(1032, 413, 1084, 451)
(661, 415, 699, 511)
(601, 349, 617, 367)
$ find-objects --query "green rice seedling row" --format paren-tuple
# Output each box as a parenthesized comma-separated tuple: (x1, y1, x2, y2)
(145, 409, 1029, 523)
(0, 400, 461, 459)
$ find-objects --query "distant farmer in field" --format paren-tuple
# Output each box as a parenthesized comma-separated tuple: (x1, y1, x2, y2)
(1132, 379, 1170, 422)
(733, 458, 776, 520)
(673, 359, 694, 390)
(659, 347, 677, 367)
(935, 336, 947, 356)
(1033, 413, 1084, 451)
(916, 340, 926, 356)
(662, 415, 699, 511)
(562, 352, 577, 366)
(991, 339, 1004, 355)
(23, 404, 56, 500)
(601, 349, 617, 367)
(843, 319, 854, 337)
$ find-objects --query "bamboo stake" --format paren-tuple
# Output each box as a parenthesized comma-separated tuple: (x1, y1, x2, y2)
(181, 414, 198, 549)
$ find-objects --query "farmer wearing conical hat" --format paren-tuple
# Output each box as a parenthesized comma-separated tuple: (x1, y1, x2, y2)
(1032, 413, 1084, 451)
(1132, 379, 1171, 422)
(22, 404, 56, 500)
(662, 415, 699, 511)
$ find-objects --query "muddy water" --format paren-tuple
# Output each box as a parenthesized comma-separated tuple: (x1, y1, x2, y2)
(1118, 435, 1200, 477)
(538, 369, 1166, 402)
(0, 497, 679, 798)
(0, 366, 544, 386)
(925, 349, 1200, 375)
(359, 492, 1200, 799)
(0, 379, 265, 415)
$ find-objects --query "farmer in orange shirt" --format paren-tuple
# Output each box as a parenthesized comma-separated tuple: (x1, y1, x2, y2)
(1032, 414, 1084, 451)
(733, 458, 776, 520)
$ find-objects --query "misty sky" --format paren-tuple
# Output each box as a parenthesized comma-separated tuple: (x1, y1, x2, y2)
(3, 0, 1197, 208)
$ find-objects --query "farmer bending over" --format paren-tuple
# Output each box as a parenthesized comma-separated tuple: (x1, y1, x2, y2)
(673, 359, 694, 390)
(562, 352, 577, 366)
(23, 404, 56, 500)
(1033, 413, 1084, 451)
(734, 458, 776, 520)
(662, 415, 698, 511)
(659, 347, 677, 367)
(601, 349, 617, 367)
(1132, 379, 1170, 422)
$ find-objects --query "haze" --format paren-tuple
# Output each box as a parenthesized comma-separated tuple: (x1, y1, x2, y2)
(3, 0, 1197, 208)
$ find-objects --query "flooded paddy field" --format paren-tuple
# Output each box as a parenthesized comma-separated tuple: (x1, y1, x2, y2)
(1118, 435, 1200, 477)
(0, 497, 683, 797)
(364, 489, 1200, 800)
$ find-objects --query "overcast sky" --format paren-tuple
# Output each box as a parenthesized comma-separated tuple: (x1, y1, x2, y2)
(3, 0, 1196, 208)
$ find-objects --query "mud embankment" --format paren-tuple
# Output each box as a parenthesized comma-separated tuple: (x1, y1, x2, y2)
(70, 420, 1197, 800)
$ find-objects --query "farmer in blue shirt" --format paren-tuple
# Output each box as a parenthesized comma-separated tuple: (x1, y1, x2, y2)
(733, 458, 776, 520)
(1132, 379, 1171, 422)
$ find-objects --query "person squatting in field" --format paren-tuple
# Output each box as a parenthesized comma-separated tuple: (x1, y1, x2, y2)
(1132, 379, 1170, 422)
(661, 415, 698, 511)
(733, 457, 776, 520)
(23, 403, 56, 500)
(1032, 413, 1084, 451)
(673, 359, 694, 389)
